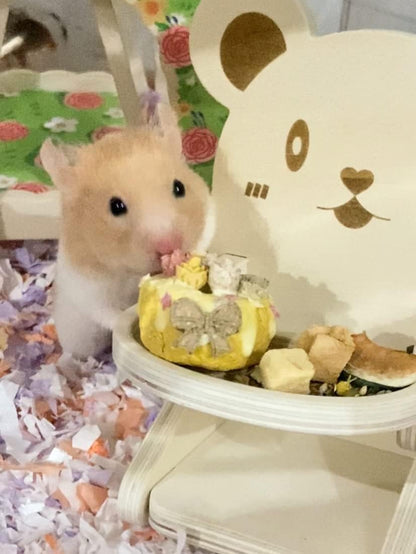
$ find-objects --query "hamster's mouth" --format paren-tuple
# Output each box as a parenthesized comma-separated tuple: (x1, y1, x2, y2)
(317, 197, 390, 229)
(150, 258, 163, 275)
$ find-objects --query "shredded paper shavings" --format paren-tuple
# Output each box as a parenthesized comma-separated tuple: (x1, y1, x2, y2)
(0, 240, 208, 554)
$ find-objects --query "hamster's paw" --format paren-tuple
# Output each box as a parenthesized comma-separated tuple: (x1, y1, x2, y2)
(59, 328, 111, 360)
(98, 308, 123, 331)
(53, 303, 112, 359)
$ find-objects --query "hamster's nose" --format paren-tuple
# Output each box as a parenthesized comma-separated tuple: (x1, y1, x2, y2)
(340, 167, 374, 195)
(153, 234, 183, 256)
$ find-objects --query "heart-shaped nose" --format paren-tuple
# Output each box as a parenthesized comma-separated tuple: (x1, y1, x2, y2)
(341, 167, 374, 195)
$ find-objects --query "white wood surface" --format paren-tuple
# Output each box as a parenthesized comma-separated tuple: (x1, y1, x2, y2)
(148, 421, 414, 554)
(118, 402, 223, 525)
(382, 459, 416, 554)
(113, 307, 416, 436)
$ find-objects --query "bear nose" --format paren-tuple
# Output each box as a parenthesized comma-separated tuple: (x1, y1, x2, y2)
(340, 167, 374, 195)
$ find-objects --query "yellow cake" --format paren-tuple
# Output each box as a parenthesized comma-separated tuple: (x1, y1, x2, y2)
(138, 254, 277, 370)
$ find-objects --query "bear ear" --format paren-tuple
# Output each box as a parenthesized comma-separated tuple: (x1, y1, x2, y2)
(190, 0, 313, 107)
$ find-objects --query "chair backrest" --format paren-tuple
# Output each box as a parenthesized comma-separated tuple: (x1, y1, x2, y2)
(188, 0, 416, 348)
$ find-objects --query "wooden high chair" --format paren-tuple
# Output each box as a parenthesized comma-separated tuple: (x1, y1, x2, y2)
(113, 307, 416, 554)
(111, 1, 416, 552)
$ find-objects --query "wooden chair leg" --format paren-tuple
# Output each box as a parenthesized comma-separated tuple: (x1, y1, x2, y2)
(0, 0, 9, 51)
(110, 0, 170, 104)
(111, 0, 153, 93)
(118, 402, 224, 525)
(111, 0, 170, 102)
(91, 0, 142, 126)
(397, 426, 416, 452)
(381, 458, 416, 554)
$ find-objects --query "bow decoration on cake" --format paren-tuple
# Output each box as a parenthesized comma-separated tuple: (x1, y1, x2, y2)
(170, 298, 242, 356)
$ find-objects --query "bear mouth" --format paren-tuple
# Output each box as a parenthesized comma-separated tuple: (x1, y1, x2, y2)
(317, 197, 390, 229)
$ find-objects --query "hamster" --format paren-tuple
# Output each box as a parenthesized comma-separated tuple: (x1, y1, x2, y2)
(40, 103, 216, 359)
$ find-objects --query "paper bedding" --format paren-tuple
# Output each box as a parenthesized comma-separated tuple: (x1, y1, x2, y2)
(0, 1, 224, 550)
(0, 240, 208, 554)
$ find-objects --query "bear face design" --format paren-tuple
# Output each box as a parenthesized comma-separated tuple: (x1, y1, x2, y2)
(190, 0, 416, 347)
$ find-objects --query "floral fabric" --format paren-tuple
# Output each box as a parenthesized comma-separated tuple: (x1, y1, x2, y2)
(137, 0, 228, 187)
(0, 91, 125, 193)
(0, 0, 226, 194)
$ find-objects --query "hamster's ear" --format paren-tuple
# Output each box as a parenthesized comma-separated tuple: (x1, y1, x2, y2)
(147, 102, 183, 159)
(39, 139, 79, 190)
(190, 0, 313, 107)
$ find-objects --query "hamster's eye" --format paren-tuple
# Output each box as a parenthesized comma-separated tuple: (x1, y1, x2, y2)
(109, 197, 128, 216)
(286, 119, 310, 172)
(173, 179, 186, 198)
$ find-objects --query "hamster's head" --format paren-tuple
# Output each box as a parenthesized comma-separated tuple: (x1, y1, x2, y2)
(40, 105, 215, 276)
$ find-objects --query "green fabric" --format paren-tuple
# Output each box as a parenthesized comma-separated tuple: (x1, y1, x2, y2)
(138, 0, 228, 187)
(175, 67, 228, 186)
(1, 0, 227, 192)
(0, 90, 124, 189)
(166, 0, 228, 187)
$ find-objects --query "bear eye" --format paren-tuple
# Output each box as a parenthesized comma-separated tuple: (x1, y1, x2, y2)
(109, 197, 127, 216)
(286, 119, 310, 172)
(173, 179, 186, 198)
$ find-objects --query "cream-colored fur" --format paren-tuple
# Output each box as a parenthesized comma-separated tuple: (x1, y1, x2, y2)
(40, 106, 214, 358)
